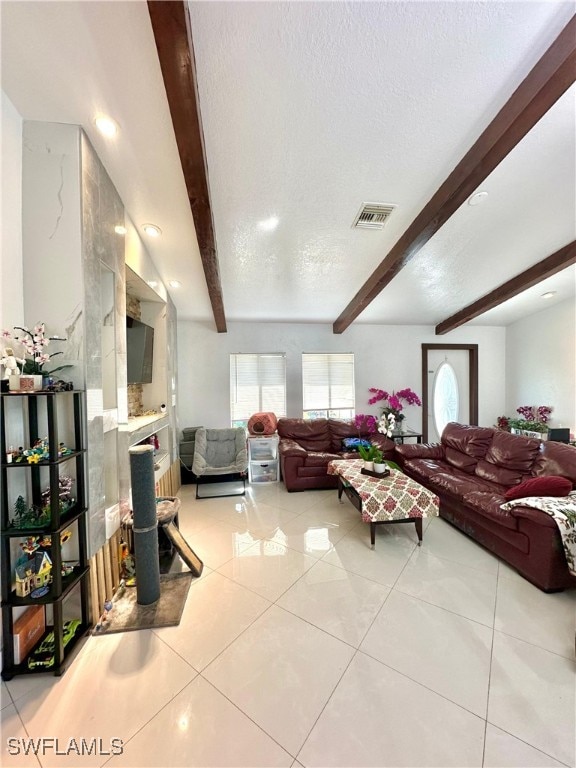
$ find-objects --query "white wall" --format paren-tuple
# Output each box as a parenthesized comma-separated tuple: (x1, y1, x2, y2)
(1, 90, 24, 328)
(177, 320, 506, 432)
(506, 298, 575, 432)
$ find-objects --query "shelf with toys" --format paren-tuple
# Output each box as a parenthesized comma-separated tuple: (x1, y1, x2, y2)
(0, 390, 91, 679)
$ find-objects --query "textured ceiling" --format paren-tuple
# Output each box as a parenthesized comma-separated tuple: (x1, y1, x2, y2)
(2, 1, 575, 329)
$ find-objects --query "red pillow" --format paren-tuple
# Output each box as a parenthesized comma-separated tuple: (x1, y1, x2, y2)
(504, 475, 572, 501)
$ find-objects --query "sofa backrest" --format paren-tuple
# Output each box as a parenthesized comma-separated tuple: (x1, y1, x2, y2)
(475, 429, 541, 486)
(277, 418, 331, 452)
(328, 418, 365, 452)
(531, 440, 576, 485)
(441, 422, 494, 474)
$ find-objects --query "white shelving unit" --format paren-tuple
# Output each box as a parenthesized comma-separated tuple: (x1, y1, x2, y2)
(247, 435, 280, 484)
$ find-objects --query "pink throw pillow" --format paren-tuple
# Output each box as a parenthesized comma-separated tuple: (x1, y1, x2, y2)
(504, 475, 572, 501)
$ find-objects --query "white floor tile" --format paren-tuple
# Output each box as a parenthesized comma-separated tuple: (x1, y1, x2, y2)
(295, 499, 363, 532)
(185, 518, 255, 570)
(203, 605, 354, 755)
(154, 571, 271, 670)
(3, 480, 571, 768)
(107, 676, 292, 767)
(322, 524, 415, 587)
(277, 559, 389, 647)
(217, 540, 317, 601)
(298, 651, 485, 767)
(1, 704, 42, 767)
(395, 549, 497, 626)
(483, 723, 566, 767)
(422, 517, 499, 574)
(495, 572, 576, 659)
(263, 513, 355, 558)
(1, 680, 13, 710)
(253, 486, 324, 515)
(360, 590, 492, 717)
(13, 631, 196, 767)
(488, 632, 576, 766)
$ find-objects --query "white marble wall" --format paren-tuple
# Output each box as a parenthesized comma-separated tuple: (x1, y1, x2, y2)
(80, 133, 126, 554)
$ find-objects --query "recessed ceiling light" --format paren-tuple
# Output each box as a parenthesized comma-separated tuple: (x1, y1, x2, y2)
(468, 191, 489, 206)
(147, 280, 158, 289)
(258, 216, 279, 231)
(143, 224, 162, 238)
(95, 116, 118, 138)
(541, 291, 557, 299)
(168, 280, 181, 289)
(114, 225, 127, 235)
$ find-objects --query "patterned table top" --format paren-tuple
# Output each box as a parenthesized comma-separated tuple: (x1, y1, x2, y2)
(328, 459, 439, 523)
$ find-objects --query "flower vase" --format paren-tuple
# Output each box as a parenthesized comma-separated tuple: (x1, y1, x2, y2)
(373, 462, 386, 474)
(19, 375, 43, 392)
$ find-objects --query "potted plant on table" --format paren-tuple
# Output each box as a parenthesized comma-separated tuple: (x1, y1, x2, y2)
(358, 444, 377, 471)
(2, 324, 70, 391)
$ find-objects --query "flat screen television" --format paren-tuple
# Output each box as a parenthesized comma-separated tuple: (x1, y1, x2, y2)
(126, 317, 154, 384)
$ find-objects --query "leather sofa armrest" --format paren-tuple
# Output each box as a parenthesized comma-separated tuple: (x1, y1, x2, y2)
(507, 505, 557, 529)
(396, 443, 444, 460)
(370, 435, 396, 454)
(279, 439, 307, 458)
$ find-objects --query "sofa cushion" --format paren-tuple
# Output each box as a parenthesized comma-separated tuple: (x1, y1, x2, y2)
(277, 418, 331, 452)
(304, 452, 342, 467)
(328, 419, 365, 452)
(444, 447, 478, 474)
(462, 491, 519, 531)
(531, 441, 576, 485)
(442, 423, 494, 458)
(429, 472, 493, 500)
(475, 459, 524, 488)
(504, 475, 573, 500)
(484, 430, 541, 473)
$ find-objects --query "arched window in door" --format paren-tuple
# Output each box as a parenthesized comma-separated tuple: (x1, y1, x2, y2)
(433, 361, 459, 438)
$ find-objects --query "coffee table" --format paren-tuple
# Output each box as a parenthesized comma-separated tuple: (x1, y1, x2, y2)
(327, 459, 439, 548)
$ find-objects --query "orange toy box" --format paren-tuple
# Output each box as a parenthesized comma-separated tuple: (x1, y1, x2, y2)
(13, 605, 45, 665)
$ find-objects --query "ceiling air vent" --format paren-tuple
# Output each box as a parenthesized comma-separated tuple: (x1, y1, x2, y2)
(352, 202, 396, 230)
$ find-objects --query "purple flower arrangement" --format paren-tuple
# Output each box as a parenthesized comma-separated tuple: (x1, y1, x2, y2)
(368, 388, 422, 422)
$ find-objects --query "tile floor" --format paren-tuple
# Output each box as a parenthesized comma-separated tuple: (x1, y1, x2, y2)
(1, 482, 575, 768)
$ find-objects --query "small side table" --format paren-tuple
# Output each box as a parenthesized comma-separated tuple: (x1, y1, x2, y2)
(391, 430, 422, 444)
(247, 434, 280, 483)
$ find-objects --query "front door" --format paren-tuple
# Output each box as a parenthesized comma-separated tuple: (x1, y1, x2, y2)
(421, 344, 478, 443)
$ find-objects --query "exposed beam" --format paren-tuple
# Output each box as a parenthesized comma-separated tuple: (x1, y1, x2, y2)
(333, 15, 576, 334)
(435, 241, 576, 335)
(148, 0, 227, 332)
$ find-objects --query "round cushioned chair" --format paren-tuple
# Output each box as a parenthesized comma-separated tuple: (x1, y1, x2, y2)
(192, 427, 248, 498)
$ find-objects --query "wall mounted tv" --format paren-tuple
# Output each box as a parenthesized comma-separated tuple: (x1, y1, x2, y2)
(126, 317, 154, 384)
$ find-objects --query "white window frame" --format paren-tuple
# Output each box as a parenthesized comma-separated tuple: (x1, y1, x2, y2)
(230, 353, 286, 428)
(302, 353, 355, 419)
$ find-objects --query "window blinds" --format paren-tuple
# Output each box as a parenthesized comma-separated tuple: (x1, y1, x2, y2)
(302, 353, 355, 411)
(230, 354, 286, 423)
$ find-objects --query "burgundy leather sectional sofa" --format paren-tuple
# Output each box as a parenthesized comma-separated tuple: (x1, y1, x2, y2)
(396, 422, 576, 592)
(278, 418, 396, 492)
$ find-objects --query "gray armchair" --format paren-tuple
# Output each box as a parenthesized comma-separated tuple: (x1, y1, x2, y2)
(192, 427, 248, 498)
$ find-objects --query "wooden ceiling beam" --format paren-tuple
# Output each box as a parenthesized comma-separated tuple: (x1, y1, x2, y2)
(333, 15, 576, 334)
(148, 0, 227, 332)
(435, 241, 576, 335)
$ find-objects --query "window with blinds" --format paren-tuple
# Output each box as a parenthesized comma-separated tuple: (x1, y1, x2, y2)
(230, 353, 286, 427)
(302, 353, 355, 419)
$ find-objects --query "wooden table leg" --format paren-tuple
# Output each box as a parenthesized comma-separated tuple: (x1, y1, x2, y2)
(414, 517, 423, 545)
(370, 522, 376, 549)
(337, 476, 344, 503)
